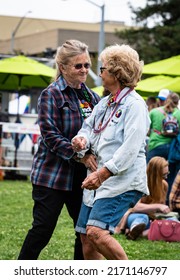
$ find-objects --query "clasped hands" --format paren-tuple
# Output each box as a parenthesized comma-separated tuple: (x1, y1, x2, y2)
(71, 136, 96, 171)
(71, 136, 87, 152)
(72, 137, 112, 190)
(71, 136, 100, 190)
(81, 167, 112, 190)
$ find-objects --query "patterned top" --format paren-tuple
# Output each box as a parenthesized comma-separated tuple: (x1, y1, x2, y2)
(30, 76, 100, 190)
(169, 170, 180, 211)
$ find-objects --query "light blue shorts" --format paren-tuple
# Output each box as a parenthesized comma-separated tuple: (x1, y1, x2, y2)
(75, 190, 143, 234)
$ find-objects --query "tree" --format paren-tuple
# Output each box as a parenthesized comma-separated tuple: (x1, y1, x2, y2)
(115, 0, 180, 63)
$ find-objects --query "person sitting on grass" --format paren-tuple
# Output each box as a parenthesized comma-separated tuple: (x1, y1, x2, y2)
(115, 156, 171, 240)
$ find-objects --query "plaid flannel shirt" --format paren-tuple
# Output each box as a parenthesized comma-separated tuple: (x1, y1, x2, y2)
(30, 76, 100, 190)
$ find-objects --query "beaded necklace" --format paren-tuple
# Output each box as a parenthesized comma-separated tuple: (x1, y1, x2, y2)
(93, 87, 133, 134)
(107, 89, 121, 106)
(73, 85, 93, 119)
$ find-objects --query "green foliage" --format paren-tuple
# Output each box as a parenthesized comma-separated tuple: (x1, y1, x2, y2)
(116, 0, 180, 63)
(0, 180, 180, 260)
(129, 0, 180, 26)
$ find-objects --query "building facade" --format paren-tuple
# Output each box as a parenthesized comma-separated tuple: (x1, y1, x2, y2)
(0, 15, 128, 56)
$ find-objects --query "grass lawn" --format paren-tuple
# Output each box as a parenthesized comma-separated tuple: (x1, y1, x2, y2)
(0, 179, 180, 260)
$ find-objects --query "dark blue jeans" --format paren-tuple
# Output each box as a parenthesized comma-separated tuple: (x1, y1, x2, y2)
(147, 143, 179, 204)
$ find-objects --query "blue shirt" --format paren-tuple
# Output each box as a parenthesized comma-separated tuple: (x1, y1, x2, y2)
(76, 87, 150, 202)
(30, 76, 100, 190)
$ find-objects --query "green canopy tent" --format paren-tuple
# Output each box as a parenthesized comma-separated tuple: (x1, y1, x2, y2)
(0, 55, 55, 118)
(0, 55, 55, 91)
(143, 55, 180, 77)
(136, 75, 180, 98)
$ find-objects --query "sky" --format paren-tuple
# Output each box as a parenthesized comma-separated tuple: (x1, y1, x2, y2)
(0, 0, 146, 26)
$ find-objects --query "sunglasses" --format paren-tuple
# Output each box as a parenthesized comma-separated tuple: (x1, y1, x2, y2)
(100, 67, 107, 74)
(73, 63, 91, 70)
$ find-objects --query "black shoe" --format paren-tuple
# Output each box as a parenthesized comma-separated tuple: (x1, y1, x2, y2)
(127, 223, 146, 240)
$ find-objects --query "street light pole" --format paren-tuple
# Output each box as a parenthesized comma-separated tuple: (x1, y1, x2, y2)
(11, 10, 32, 54)
(85, 0, 105, 86)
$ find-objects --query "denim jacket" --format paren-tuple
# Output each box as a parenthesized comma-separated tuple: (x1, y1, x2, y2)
(77, 87, 151, 202)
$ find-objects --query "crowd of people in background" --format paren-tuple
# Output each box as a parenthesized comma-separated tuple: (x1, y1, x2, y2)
(146, 90, 180, 203)
(144, 88, 180, 233)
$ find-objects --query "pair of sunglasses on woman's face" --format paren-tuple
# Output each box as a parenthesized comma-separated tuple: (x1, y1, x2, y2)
(100, 67, 107, 74)
(72, 63, 91, 70)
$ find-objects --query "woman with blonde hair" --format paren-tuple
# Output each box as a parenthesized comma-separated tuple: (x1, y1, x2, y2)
(146, 156, 169, 204)
(18, 39, 100, 260)
(124, 156, 170, 240)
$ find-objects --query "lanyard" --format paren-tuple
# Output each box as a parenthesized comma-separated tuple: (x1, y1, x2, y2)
(93, 87, 133, 134)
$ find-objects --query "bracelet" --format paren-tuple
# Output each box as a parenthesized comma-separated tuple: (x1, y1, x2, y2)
(97, 170, 102, 184)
